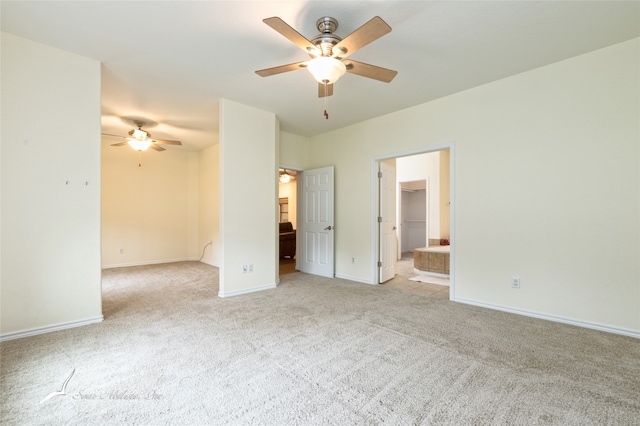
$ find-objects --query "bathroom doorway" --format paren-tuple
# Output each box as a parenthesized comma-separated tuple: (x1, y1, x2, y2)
(374, 147, 452, 290)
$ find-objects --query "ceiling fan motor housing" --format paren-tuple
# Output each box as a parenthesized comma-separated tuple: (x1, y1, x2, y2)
(311, 16, 342, 57)
(129, 120, 150, 140)
(316, 16, 337, 34)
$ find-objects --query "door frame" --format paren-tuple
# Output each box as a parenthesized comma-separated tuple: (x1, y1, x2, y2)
(278, 164, 303, 280)
(371, 143, 455, 298)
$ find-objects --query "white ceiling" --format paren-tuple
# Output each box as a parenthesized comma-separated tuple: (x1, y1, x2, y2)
(2, 1, 638, 151)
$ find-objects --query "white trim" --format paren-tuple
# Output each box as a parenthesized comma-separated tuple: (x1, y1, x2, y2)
(335, 273, 375, 285)
(0, 316, 104, 342)
(199, 259, 220, 267)
(372, 144, 454, 162)
(370, 162, 379, 284)
(278, 164, 304, 276)
(448, 146, 456, 300)
(279, 164, 303, 173)
(454, 297, 639, 339)
(218, 283, 276, 298)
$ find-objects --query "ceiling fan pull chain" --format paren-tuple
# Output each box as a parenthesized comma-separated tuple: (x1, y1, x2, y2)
(323, 80, 329, 119)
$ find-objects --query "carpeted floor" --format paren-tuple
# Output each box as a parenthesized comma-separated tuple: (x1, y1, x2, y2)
(1, 261, 639, 425)
(279, 257, 297, 275)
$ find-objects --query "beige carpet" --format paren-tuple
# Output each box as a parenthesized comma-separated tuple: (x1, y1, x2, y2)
(1, 262, 639, 425)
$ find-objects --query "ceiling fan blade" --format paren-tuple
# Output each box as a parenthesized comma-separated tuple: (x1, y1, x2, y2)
(345, 60, 397, 83)
(152, 138, 182, 145)
(102, 133, 126, 139)
(318, 83, 334, 98)
(110, 141, 128, 146)
(256, 61, 308, 77)
(333, 16, 391, 59)
(263, 17, 316, 53)
(150, 143, 165, 151)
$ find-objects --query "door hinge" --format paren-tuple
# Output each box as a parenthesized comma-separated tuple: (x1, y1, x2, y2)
(378, 216, 382, 223)
(378, 171, 382, 179)
(377, 261, 382, 267)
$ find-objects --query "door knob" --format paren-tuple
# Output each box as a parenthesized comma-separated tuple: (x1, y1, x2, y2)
(324, 225, 333, 231)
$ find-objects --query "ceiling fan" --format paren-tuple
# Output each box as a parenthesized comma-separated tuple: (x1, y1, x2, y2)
(102, 120, 182, 151)
(279, 169, 296, 183)
(255, 15, 397, 104)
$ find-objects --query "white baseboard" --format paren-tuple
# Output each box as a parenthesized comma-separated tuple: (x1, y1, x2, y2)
(103, 258, 220, 269)
(218, 283, 277, 298)
(335, 274, 375, 285)
(0, 316, 104, 342)
(102, 258, 197, 269)
(453, 297, 639, 339)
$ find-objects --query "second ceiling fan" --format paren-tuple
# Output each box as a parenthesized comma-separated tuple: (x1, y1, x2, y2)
(255, 15, 398, 105)
(103, 120, 182, 152)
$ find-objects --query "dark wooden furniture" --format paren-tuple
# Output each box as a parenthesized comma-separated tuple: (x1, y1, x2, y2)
(279, 222, 296, 258)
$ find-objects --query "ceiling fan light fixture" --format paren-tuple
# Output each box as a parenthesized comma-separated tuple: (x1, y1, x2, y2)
(127, 139, 152, 151)
(279, 170, 291, 183)
(307, 56, 346, 84)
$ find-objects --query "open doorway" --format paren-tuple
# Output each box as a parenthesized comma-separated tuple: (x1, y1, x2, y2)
(374, 147, 452, 294)
(399, 180, 427, 257)
(278, 168, 298, 275)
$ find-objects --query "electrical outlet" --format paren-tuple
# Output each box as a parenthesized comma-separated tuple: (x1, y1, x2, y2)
(351, 257, 355, 264)
(242, 264, 247, 273)
(248, 264, 253, 273)
(512, 277, 521, 288)
(119, 248, 124, 254)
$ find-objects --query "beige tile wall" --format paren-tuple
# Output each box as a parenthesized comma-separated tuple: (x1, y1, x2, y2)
(414, 249, 449, 275)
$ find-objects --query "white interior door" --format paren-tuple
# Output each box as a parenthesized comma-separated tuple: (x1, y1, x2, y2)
(301, 166, 334, 277)
(379, 161, 396, 283)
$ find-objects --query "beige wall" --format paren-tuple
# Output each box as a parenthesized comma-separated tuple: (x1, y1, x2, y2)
(308, 39, 639, 334)
(280, 131, 312, 170)
(1, 33, 103, 337)
(101, 142, 199, 267)
(219, 99, 278, 297)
